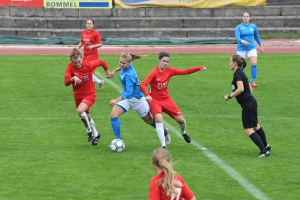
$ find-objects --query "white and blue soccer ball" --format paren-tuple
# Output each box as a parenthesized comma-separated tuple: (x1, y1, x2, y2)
(109, 139, 125, 153)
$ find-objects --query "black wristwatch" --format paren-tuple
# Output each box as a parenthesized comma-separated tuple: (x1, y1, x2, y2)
(228, 94, 232, 99)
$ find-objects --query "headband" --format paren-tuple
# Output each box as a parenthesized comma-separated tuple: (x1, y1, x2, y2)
(70, 54, 81, 58)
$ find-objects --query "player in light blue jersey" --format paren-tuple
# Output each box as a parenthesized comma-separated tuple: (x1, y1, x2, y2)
(109, 53, 170, 148)
(235, 12, 264, 87)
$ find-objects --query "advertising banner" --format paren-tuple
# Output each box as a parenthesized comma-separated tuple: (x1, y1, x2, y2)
(1, 0, 43, 7)
(44, 0, 112, 9)
(115, 0, 266, 8)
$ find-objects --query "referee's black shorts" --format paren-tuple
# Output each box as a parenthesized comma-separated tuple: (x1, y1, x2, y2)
(241, 97, 258, 129)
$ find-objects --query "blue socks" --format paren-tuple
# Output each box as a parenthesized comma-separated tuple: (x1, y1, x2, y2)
(111, 117, 121, 139)
(111, 117, 168, 139)
(251, 65, 257, 83)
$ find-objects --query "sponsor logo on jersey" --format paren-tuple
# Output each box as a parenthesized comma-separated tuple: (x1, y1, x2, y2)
(157, 81, 168, 89)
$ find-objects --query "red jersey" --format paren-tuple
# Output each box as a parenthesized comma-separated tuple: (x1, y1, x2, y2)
(140, 66, 204, 100)
(80, 29, 102, 60)
(64, 60, 108, 96)
(149, 171, 195, 200)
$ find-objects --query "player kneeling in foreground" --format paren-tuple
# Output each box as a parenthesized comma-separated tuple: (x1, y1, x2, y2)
(223, 55, 272, 157)
(64, 48, 112, 145)
(149, 147, 196, 200)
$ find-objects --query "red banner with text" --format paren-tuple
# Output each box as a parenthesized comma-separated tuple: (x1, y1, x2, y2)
(1, 0, 43, 7)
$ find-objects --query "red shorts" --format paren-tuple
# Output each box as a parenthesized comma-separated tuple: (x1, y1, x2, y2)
(74, 94, 96, 114)
(149, 97, 181, 119)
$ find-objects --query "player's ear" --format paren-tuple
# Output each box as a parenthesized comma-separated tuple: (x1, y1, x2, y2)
(151, 161, 156, 167)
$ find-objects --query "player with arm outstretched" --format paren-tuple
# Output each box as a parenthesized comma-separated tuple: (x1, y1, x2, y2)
(140, 52, 206, 148)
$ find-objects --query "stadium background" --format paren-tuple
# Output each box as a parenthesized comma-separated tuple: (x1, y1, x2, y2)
(0, 0, 300, 45)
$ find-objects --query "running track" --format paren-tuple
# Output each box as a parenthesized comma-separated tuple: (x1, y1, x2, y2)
(0, 39, 299, 55)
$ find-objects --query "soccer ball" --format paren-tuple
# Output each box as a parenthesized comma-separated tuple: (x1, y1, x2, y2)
(109, 139, 125, 153)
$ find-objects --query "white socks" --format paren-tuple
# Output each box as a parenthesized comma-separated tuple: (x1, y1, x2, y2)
(93, 74, 101, 84)
(179, 119, 186, 135)
(156, 123, 166, 147)
(79, 112, 92, 133)
(89, 118, 98, 136)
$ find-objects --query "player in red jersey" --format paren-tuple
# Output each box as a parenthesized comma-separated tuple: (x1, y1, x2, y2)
(149, 148, 196, 200)
(140, 52, 206, 147)
(64, 48, 112, 145)
(77, 19, 105, 91)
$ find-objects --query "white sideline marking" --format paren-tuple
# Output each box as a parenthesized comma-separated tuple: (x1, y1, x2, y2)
(95, 71, 271, 200)
(164, 123, 271, 200)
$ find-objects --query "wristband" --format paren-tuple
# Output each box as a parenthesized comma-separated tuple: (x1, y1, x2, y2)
(228, 94, 232, 99)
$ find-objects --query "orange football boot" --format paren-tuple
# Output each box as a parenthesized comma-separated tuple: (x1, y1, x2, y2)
(251, 82, 258, 87)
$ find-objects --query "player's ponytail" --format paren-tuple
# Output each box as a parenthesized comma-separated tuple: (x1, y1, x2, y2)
(130, 53, 143, 61)
(120, 52, 143, 63)
(231, 55, 247, 69)
(152, 148, 178, 196)
(241, 57, 247, 70)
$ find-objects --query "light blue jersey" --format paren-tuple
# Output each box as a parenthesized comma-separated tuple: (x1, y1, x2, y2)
(119, 64, 143, 100)
(235, 23, 262, 52)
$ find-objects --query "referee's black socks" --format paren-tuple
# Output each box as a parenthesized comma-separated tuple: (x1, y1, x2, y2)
(256, 127, 268, 147)
(249, 132, 267, 152)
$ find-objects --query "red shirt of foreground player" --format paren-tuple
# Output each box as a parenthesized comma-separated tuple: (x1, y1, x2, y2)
(148, 148, 196, 200)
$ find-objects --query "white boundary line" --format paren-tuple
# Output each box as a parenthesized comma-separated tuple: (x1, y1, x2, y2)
(95, 71, 271, 200)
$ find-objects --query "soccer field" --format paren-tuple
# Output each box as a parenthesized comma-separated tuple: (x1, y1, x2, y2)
(0, 54, 299, 200)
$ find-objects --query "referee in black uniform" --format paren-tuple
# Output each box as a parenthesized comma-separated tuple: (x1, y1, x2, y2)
(223, 55, 272, 157)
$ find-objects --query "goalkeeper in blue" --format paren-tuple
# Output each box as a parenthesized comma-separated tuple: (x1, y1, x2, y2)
(235, 11, 264, 88)
(108, 52, 170, 148)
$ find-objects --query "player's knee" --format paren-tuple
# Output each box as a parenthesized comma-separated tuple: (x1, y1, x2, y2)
(154, 115, 163, 123)
(110, 113, 117, 118)
(254, 124, 260, 131)
(110, 110, 122, 118)
(77, 108, 85, 115)
(142, 115, 152, 124)
(175, 116, 185, 124)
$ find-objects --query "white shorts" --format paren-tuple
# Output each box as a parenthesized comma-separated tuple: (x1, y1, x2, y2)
(116, 96, 149, 117)
(237, 49, 257, 59)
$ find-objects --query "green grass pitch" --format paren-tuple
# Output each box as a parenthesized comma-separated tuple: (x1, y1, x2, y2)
(0, 53, 299, 200)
